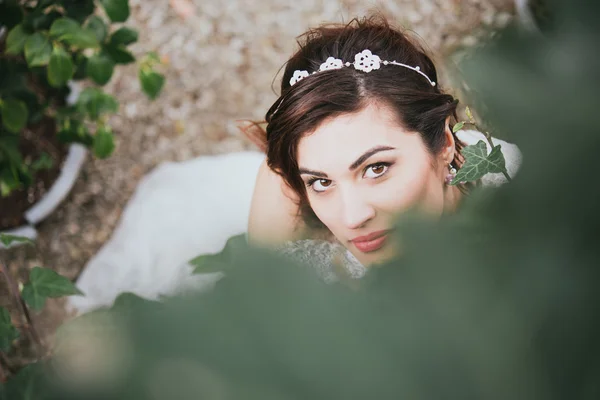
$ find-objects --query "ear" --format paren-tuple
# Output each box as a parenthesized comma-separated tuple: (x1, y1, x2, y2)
(440, 116, 456, 164)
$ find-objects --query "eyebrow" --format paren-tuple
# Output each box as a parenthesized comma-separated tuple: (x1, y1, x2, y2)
(299, 145, 396, 178)
(349, 146, 396, 170)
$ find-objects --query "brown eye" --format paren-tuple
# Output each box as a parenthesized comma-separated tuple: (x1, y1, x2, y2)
(311, 179, 333, 193)
(372, 165, 385, 174)
(363, 163, 390, 179)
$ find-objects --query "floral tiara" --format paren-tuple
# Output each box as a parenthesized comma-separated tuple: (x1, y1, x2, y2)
(289, 49, 436, 87)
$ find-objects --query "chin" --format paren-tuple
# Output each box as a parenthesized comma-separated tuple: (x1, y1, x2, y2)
(349, 243, 398, 267)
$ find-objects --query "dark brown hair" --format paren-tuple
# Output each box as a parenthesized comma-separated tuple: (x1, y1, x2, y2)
(247, 16, 465, 227)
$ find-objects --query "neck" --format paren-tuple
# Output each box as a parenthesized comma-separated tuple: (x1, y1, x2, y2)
(443, 184, 464, 214)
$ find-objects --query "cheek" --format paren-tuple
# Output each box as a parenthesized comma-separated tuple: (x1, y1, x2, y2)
(377, 162, 443, 215)
(307, 195, 339, 232)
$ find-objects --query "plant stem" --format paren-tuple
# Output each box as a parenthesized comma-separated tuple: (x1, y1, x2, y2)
(0, 254, 44, 355)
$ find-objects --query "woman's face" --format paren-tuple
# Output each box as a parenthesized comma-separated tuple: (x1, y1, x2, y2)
(297, 103, 455, 266)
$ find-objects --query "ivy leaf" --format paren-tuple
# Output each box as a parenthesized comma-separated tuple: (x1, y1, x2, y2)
(76, 88, 119, 120)
(50, 17, 99, 49)
(28, 9, 62, 31)
(47, 45, 74, 87)
(191, 234, 247, 274)
(0, 233, 35, 247)
(86, 53, 115, 85)
(63, 0, 96, 24)
(93, 126, 115, 159)
(452, 121, 465, 133)
(72, 52, 89, 80)
(0, 98, 28, 133)
(57, 118, 94, 146)
(24, 33, 52, 67)
(139, 69, 165, 100)
(21, 267, 83, 311)
(5, 24, 30, 55)
(109, 27, 138, 46)
(450, 141, 507, 185)
(85, 15, 108, 43)
(100, 0, 130, 23)
(31, 152, 54, 171)
(104, 45, 135, 64)
(0, 166, 24, 197)
(66, 29, 100, 49)
(49, 17, 80, 38)
(0, 307, 20, 352)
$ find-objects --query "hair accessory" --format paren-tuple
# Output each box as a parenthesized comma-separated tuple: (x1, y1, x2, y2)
(289, 49, 436, 87)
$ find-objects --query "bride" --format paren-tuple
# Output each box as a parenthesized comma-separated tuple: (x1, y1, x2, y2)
(67, 17, 521, 313)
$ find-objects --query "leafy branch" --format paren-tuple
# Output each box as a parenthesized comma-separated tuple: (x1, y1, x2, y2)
(450, 106, 512, 185)
(0, 0, 166, 197)
(0, 233, 83, 383)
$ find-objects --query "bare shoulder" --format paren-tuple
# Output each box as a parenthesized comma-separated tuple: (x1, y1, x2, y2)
(247, 159, 306, 247)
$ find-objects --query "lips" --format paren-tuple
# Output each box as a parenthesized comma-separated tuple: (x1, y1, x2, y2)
(350, 229, 391, 253)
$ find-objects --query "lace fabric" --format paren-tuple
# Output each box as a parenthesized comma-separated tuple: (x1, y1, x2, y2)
(277, 239, 367, 283)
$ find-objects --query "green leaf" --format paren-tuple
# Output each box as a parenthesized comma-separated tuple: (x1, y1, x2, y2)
(63, 0, 96, 24)
(93, 126, 115, 159)
(5, 24, 30, 55)
(0, 233, 35, 247)
(191, 234, 247, 274)
(50, 17, 99, 49)
(28, 10, 62, 31)
(145, 51, 161, 64)
(31, 152, 54, 171)
(24, 33, 52, 67)
(139, 69, 165, 100)
(49, 17, 79, 38)
(86, 15, 108, 43)
(86, 53, 115, 85)
(109, 27, 138, 46)
(47, 46, 74, 87)
(0, 98, 29, 133)
(57, 118, 94, 146)
(452, 121, 465, 133)
(450, 141, 507, 185)
(22, 267, 83, 311)
(72, 53, 89, 80)
(0, 307, 19, 352)
(100, 0, 130, 23)
(76, 88, 119, 120)
(104, 45, 135, 64)
(67, 29, 100, 49)
(0, 161, 26, 197)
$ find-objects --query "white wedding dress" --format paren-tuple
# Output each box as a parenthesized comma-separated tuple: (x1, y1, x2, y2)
(66, 130, 522, 314)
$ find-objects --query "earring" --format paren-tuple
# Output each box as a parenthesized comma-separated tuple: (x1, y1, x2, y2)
(445, 163, 457, 185)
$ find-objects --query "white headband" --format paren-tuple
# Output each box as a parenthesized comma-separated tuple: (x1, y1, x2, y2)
(289, 49, 436, 87)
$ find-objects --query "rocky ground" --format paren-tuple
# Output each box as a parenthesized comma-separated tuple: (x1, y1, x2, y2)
(1, 0, 515, 356)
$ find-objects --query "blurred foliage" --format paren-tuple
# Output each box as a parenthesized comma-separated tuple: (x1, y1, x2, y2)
(3, 0, 600, 398)
(0, 0, 165, 197)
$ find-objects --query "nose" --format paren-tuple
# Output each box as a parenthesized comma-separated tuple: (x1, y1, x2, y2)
(339, 188, 375, 230)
